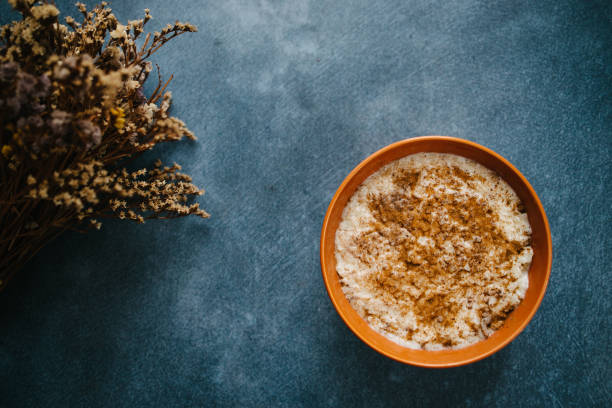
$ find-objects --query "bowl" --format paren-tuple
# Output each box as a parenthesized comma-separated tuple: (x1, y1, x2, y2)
(320, 136, 552, 368)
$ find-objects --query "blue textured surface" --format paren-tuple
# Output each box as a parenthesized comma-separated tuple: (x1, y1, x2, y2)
(1, 0, 611, 406)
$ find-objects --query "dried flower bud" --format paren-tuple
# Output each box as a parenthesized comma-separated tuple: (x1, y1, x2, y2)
(0, 62, 18, 83)
(48, 110, 72, 136)
(74, 119, 102, 148)
(7, 0, 35, 13)
(110, 24, 127, 40)
(30, 5, 60, 23)
(1, 145, 13, 158)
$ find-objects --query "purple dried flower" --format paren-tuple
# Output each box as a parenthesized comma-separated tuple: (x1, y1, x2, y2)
(0, 62, 18, 83)
(1, 96, 20, 114)
(48, 110, 72, 136)
(74, 119, 102, 148)
(134, 88, 147, 106)
(36, 75, 50, 96)
(16, 72, 38, 96)
(17, 114, 44, 130)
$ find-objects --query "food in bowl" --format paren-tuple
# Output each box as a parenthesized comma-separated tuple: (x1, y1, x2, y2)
(334, 152, 533, 350)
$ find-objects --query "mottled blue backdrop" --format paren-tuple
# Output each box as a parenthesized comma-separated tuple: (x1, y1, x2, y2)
(1, 0, 610, 406)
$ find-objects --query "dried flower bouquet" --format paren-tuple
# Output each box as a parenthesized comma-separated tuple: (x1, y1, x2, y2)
(0, 0, 208, 290)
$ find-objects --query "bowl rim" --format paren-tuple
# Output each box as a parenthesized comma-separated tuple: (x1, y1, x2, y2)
(320, 136, 552, 368)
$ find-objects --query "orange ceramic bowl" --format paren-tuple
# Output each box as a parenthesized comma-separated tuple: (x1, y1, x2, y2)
(320, 136, 552, 368)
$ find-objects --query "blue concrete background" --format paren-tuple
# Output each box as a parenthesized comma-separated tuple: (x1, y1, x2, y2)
(1, 0, 610, 406)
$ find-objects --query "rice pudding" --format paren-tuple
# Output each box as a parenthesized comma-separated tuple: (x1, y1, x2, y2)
(334, 152, 533, 350)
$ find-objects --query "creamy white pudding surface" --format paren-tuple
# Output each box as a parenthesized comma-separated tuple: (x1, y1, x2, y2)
(334, 153, 533, 350)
